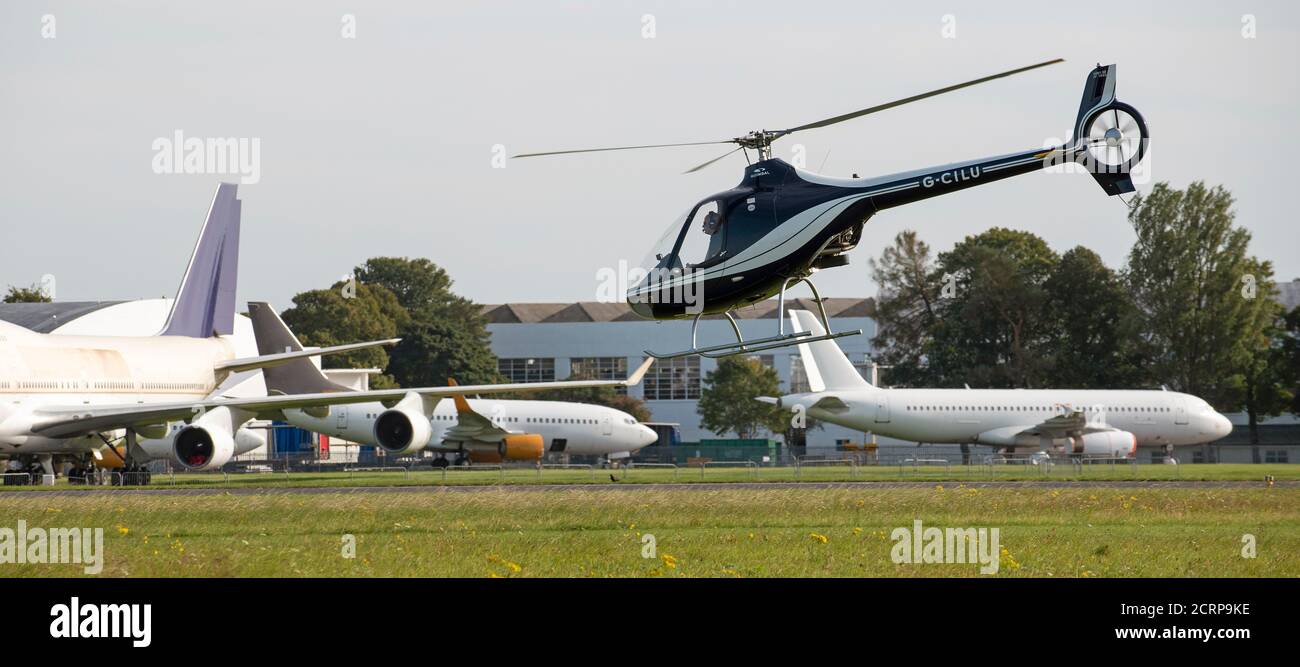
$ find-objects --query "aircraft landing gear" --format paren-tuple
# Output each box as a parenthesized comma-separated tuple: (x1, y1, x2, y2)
(431, 457, 450, 469)
(111, 464, 152, 486)
(453, 454, 469, 467)
(100, 430, 152, 486)
(3, 459, 30, 485)
(2, 456, 56, 485)
(645, 275, 861, 359)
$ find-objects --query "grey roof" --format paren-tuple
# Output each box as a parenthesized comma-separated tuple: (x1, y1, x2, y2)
(0, 301, 126, 333)
(481, 298, 875, 324)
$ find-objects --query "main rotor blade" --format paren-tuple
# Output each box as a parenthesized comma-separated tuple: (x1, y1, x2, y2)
(513, 140, 734, 159)
(782, 58, 1065, 134)
(683, 147, 744, 174)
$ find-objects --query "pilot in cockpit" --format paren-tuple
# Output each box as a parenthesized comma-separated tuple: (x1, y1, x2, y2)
(701, 210, 725, 261)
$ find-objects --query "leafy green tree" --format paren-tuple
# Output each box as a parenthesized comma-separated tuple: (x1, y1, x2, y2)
(279, 281, 409, 387)
(928, 228, 1059, 388)
(1281, 305, 1300, 416)
(352, 257, 498, 388)
(868, 230, 941, 386)
(1124, 182, 1264, 409)
(697, 357, 787, 438)
(1042, 247, 1149, 388)
(387, 319, 503, 388)
(3, 284, 52, 303)
(1236, 259, 1289, 447)
(355, 257, 482, 322)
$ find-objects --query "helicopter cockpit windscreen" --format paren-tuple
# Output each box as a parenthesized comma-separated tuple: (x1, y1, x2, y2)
(675, 200, 725, 269)
(640, 209, 690, 274)
(639, 199, 725, 275)
(638, 188, 777, 275)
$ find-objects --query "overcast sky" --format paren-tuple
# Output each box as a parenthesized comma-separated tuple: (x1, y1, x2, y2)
(2, 1, 1296, 312)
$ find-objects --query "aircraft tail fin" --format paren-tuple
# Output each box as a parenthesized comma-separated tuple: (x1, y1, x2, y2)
(247, 302, 356, 395)
(788, 310, 871, 392)
(1071, 64, 1141, 196)
(159, 183, 241, 337)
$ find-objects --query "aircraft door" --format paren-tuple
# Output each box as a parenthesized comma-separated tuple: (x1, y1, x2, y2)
(720, 189, 778, 269)
(874, 394, 891, 423)
(1174, 400, 1188, 425)
(336, 405, 347, 431)
(601, 416, 612, 435)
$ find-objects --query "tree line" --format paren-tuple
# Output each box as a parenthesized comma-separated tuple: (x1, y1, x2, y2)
(868, 181, 1298, 442)
(280, 257, 650, 421)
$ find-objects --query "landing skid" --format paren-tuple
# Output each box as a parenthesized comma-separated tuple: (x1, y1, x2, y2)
(645, 276, 862, 360)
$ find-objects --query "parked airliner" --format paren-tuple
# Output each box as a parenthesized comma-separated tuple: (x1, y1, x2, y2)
(248, 303, 657, 465)
(761, 311, 1233, 458)
(0, 184, 647, 484)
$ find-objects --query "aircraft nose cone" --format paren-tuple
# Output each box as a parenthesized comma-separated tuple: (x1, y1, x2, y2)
(637, 424, 658, 448)
(1215, 413, 1233, 438)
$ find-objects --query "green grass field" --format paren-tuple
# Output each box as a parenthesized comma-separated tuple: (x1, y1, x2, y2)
(1, 485, 1296, 577)
(2, 463, 1297, 491)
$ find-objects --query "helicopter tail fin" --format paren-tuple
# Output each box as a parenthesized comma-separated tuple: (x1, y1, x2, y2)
(1071, 64, 1117, 145)
(1071, 64, 1138, 197)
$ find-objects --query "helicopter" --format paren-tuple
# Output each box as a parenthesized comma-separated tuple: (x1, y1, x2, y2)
(514, 59, 1149, 359)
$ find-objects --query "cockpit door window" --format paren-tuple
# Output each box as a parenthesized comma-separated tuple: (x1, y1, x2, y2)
(675, 200, 725, 269)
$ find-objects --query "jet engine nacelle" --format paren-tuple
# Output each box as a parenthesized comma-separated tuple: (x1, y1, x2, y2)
(138, 424, 266, 466)
(501, 433, 544, 460)
(465, 434, 546, 463)
(1069, 430, 1137, 458)
(373, 395, 433, 456)
(173, 406, 238, 471)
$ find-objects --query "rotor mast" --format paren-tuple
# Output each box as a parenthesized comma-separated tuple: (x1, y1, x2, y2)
(736, 130, 783, 161)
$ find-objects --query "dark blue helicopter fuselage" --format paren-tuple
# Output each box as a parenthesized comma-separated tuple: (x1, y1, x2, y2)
(627, 147, 1059, 319)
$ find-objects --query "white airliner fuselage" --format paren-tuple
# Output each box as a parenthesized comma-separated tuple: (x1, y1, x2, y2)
(284, 398, 657, 458)
(0, 321, 233, 453)
(782, 387, 1231, 453)
(771, 311, 1232, 458)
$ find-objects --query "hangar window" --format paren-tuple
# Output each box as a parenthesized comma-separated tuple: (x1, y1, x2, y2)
(570, 357, 629, 395)
(498, 357, 555, 383)
(643, 356, 701, 401)
(789, 356, 811, 394)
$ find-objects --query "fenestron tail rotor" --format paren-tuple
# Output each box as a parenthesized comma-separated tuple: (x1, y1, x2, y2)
(511, 58, 1065, 173)
(1083, 103, 1146, 170)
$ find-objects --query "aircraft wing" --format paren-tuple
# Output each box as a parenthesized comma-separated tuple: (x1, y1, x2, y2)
(28, 359, 654, 439)
(809, 395, 851, 413)
(438, 379, 511, 443)
(1012, 410, 1116, 438)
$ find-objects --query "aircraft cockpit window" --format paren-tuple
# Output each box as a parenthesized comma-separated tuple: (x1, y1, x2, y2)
(676, 200, 725, 269)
